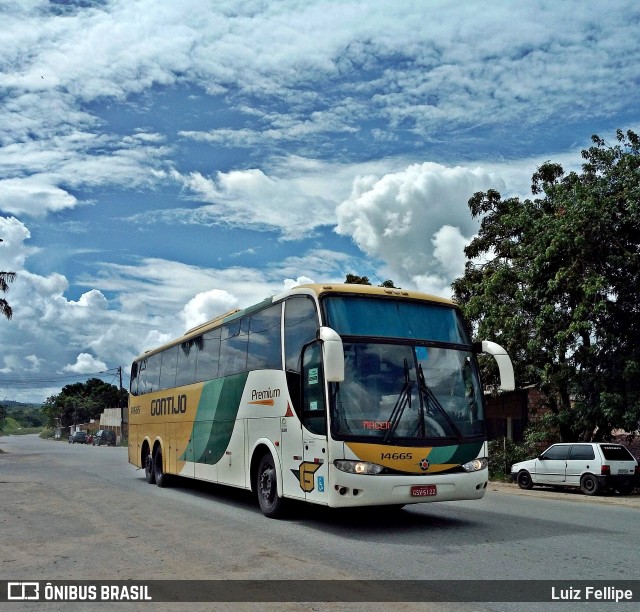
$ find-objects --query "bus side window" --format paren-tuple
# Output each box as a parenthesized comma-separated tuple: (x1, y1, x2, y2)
(219, 317, 249, 377)
(159, 345, 178, 390)
(130, 362, 139, 396)
(301, 342, 326, 436)
(247, 304, 282, 370)
(177, 336, 202, 386)
(145, 354, 160, 394)
(195, 329, 220, 382)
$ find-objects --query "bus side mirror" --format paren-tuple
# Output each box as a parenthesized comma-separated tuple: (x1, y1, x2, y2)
(319, 326, 345, 382)
(474, 340, 515, 391)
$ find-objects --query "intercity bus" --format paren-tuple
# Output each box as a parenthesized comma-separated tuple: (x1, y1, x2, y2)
(128, 283, 514, 517)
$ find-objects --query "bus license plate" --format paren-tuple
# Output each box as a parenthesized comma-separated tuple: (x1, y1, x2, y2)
(411, 485, 437, 497)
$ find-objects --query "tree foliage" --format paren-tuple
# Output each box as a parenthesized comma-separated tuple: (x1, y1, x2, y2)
(0, 237, 16, 320)
(453, 129, 640, 441)
(344, 274, 397, 288)
(41, 378, 127, 427)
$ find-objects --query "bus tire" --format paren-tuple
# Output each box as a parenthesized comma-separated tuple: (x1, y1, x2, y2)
(144, 452, 155, 484)
(256, 453, 285, 519)
(154, 446, 168, 488)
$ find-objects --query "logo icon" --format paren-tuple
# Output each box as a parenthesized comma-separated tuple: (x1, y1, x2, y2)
(8, 582, 39, 601)
(419, 458, 430, 471)
(291, 462, 322, 492)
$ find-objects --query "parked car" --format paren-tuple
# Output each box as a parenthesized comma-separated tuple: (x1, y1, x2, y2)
(93, 429, 117, 446)
(511, 442, 639, 496)
(68, 431, 87, 444)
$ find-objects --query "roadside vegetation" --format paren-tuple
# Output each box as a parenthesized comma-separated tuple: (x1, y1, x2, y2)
(454, 129, 640, 444)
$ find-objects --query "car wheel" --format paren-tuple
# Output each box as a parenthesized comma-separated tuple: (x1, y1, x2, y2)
(580, 473, 600, 496)
(154, 446, 168, 488)
(256, 453, 286, 518)
(517, 470, 534, 490)
(144, 452, 155, 484)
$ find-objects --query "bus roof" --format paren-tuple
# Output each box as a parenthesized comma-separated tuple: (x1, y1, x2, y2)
(134, 283, 455, 361)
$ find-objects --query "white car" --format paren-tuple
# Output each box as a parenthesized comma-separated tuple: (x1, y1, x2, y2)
(511, 443, 638, 496)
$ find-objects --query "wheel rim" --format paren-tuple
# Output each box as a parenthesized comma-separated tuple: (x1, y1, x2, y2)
(584, 477, 595, 492)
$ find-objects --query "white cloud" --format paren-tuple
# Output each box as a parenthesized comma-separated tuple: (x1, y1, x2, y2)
(335, 162, 504, 295)
(181, 289, 239, 331)
(62, 353, 108, 374)
(2, 1, 638, 220)
(0, 177, 78, 216)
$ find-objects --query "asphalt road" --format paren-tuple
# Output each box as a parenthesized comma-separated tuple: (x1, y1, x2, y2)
(1, 434, 639, 611)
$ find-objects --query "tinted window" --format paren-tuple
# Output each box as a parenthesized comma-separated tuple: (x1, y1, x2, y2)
(302, 341, 326, 435)
(144, 355, 161, 394)
(195, 329, 221, 382)
(541, 445, 570, 460)
(324, 297, 471, 344)
(176, 336, 201, 387)
(219, 318, 249, 377)
(247, 304, 282, 371)
(284, 297, 318, 371)
(569, 445, 595, 460)
(159, 346, 178, 390)
(600, 445, 636, 461)
(130, 362, 140, 396)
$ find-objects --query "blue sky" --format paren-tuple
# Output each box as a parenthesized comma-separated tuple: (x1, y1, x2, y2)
(1, 0, 638, 402)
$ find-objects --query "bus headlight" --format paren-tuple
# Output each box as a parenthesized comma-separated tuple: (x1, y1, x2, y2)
(461, 457, 488, 472)
(334, 460, 384, 475)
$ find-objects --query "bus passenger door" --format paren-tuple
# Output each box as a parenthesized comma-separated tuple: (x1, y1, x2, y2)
(301, 342, 329, 505)
(280, 371, 306, 501)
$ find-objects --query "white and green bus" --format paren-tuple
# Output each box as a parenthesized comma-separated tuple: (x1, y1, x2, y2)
(128, 283, 514, 517)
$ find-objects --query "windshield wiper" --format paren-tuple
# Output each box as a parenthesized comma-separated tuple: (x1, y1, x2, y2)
(383, 359, 413, 443)
(418, 364, 463, 441)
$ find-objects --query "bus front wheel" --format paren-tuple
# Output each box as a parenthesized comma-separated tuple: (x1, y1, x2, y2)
(256, 453, 285, 519)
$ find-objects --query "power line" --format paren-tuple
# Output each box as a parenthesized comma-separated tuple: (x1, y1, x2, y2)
(0, 367, 125, 386)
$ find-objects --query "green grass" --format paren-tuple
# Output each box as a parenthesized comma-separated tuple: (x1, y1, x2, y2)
(0, 417, 43, 435)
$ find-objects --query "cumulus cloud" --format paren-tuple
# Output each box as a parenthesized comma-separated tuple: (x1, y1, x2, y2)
(181, 289, 239, 331)
(335, 162, 505, 295)
(62, 353, 108, 374)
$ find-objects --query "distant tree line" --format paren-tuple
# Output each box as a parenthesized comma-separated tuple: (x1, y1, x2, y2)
(41, 378, 128, 428)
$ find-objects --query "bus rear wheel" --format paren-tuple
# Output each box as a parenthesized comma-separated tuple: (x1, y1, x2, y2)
(256, 453, 285, 519)
(144, 452, 155, 484)
(154, 446, 168, 488)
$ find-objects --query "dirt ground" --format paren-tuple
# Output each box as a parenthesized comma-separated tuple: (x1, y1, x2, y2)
(488, 479, 640, 508)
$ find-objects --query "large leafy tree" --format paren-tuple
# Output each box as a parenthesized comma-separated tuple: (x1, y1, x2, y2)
(41, 378, 128, 427)
(453, 129, 640, 441)
(0, 238, 16, 320)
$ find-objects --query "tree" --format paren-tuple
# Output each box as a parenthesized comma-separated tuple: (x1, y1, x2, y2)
(0, 238, 16, 320)
(41, 378, 128, 427)
(344, 274, 398, 288)
(453, 129, 640, 442)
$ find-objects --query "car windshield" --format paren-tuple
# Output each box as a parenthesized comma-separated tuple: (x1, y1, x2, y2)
(330, 341, 484, 441)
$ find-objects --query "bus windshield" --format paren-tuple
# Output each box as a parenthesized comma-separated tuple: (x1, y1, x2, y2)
(323, 297, 484, 442)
